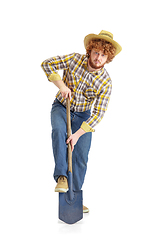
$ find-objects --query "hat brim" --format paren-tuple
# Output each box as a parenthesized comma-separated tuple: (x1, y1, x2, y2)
(84, 34, 122, 55)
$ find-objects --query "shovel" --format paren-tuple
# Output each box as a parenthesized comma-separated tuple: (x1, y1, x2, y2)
(59, 97, 83, 224)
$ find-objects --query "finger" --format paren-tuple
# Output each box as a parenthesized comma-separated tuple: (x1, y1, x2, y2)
(66, 136, 71, 144)
(64, 92, 67, 99)
(71, 143, 74, 152)
(62, 92, 66, 98)
(66, 137, 74, 151)
(69, 139, 74, 152)
(62, 92, 68, 99)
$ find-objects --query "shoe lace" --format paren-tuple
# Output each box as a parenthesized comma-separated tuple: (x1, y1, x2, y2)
(59, 176, 66, 182)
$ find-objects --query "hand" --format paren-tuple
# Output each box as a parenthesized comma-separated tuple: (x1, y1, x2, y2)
(52, 80, 71, 100)
(60, 86, 71, 100)
(66, 128, 86, 151)
(66, 133, 79, 152)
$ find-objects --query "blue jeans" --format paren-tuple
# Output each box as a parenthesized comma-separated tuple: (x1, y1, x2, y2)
(51, 99, 92, 191)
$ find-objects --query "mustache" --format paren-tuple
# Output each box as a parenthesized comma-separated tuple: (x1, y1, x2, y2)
(94, 60, 101, 64)
(88, 57, 105, 70)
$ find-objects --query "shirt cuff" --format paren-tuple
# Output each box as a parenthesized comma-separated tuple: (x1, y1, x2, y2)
(81, 122, 95, 133)
(48, 73, 61, 82)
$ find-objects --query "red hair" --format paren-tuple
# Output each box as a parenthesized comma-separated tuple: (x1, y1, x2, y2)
(86, 39, 116, 63)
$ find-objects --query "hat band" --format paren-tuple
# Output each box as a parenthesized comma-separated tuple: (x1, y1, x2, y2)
(100, 33, 113, 39)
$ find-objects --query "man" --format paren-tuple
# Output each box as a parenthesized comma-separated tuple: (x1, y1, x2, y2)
(41, 30, 122, 213)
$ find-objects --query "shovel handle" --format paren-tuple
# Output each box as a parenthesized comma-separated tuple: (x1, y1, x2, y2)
(66, 97, 72, 173)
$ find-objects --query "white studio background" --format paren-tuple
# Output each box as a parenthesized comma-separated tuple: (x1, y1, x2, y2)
(0, 0, 160, 239)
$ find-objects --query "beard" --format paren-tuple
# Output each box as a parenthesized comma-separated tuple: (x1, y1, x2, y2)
(88, 56, 106, 70)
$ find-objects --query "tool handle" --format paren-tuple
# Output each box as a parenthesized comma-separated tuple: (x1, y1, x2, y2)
(66, 97, 72, 173)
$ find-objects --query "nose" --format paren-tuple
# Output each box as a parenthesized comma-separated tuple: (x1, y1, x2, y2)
(96, 53, 101, 60)
(97, 54, 102, 63)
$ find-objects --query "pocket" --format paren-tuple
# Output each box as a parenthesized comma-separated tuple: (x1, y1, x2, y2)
(52, 98, 59, 106)
(51, 99, 63, 111)
(84, 86, 97, 99)
(84, 109, 91, 117)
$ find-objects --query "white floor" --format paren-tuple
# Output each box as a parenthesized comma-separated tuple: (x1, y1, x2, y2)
(1, 0, 160, 239)
(1, 169, 159, 240)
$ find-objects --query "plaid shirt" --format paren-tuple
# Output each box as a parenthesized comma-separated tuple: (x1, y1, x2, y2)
(41, 53, 112, 132)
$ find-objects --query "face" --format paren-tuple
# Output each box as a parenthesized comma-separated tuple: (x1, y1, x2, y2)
(88, 49, 108, 71)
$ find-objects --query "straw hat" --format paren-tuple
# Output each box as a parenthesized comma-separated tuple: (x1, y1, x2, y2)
(84, 30, 122, 55)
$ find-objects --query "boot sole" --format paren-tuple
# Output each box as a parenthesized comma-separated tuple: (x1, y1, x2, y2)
(83, 208, 89, 213)
(55, 188, 69, 193)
